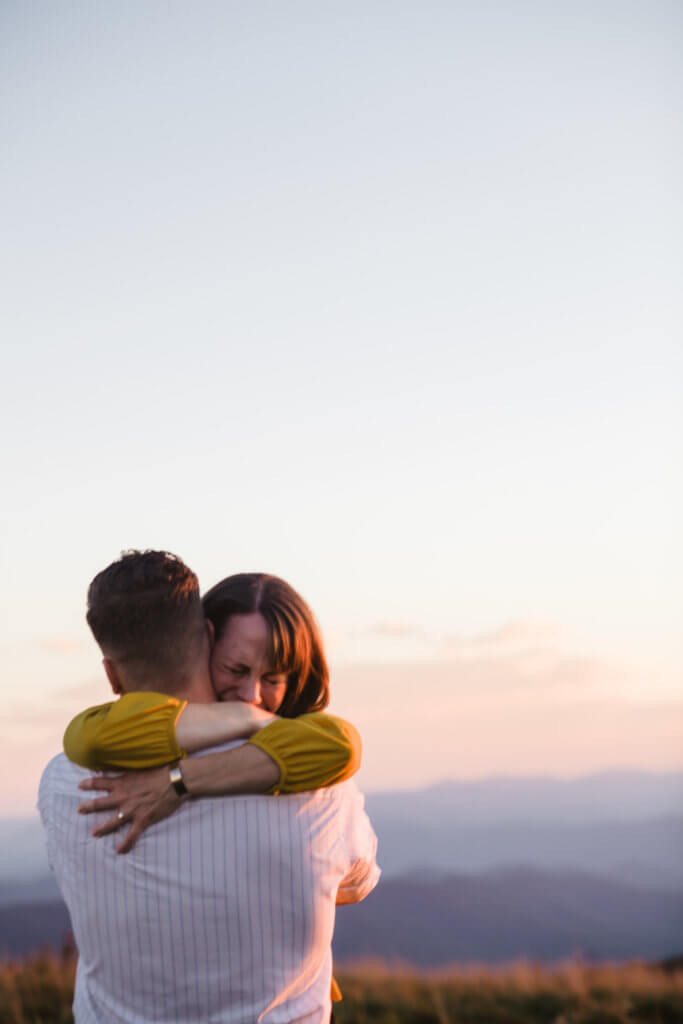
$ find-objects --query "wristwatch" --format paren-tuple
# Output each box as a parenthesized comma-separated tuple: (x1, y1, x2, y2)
(169, 764, 188, 796)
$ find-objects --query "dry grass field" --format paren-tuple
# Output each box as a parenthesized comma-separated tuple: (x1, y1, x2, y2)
(334, 959, 683, 1023)
(2, 949, 683, 1023)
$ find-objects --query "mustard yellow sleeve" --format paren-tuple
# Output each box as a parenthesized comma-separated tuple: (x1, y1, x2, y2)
(63, 692, 188, 770)
(247, 714, 362, 795)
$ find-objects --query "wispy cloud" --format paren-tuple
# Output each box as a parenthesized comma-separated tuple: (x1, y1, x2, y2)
(355, 617, 571, 660)
(436, 621, 653, 698)
(39, 634, 86, 655)
(336, 617, 653, 700)
(339, 612, 680, 702)
(442, 619, 570, 657)
(367, 622, 426, 638)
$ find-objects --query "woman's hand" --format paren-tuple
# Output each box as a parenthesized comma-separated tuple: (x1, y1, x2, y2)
(78, 766, 182, 854)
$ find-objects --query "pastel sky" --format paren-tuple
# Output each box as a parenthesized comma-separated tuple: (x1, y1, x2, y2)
(1, 1, 681, 815)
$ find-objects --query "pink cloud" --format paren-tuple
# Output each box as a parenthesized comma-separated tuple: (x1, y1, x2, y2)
(39, 635, 86, 655)
(443, 619, 569, 657)
(367, 622, 426, 638)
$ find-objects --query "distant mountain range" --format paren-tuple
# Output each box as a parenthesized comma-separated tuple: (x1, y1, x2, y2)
(3, 771, 681, 964)
(6, 770, 682, 888)
(365, 770, 683, 825)
(366, 812, 683, 890)
(3, 868, 682, 965)
(362, 771, 683, 889)
(333, 867, 683, 965)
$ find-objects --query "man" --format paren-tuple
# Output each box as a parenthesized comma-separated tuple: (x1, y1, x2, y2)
(38, 550, 379, 1023)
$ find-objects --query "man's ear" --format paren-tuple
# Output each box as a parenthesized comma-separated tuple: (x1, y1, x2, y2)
(102, 657, 123, 696)
(206, 618, 215, 649)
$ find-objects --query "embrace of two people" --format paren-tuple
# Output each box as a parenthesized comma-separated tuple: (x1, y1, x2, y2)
(38, 550, 380, 1024)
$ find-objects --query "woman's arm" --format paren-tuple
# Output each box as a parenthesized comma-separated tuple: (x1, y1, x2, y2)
(76, 712, 363, 853)
(248, 714, 362, 793)
(63, 692, 275, 771)
(78, 743, 281, 853)
(163, 714, 362, 796)
(176, 702, 276, 751)
(64, 695, 362, 792)
(77, 718, 362, 854)
(70, 692, 363, 853)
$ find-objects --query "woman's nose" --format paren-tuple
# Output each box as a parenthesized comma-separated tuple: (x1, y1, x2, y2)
(238, 676, 262, 705)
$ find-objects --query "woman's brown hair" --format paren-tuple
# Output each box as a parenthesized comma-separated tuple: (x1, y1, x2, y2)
(202, 573, 329, 717)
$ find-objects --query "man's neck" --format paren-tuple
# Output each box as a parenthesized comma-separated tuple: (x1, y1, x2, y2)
(176, 668, 214, 704)
(125, 664, 215, 704)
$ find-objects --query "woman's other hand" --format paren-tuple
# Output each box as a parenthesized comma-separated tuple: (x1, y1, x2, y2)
(78, 767, 181, 854)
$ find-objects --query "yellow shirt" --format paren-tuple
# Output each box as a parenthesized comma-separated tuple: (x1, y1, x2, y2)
(63, 692, 362, 794)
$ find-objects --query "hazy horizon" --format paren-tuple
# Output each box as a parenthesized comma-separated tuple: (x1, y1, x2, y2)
(4, 765, 682, 822)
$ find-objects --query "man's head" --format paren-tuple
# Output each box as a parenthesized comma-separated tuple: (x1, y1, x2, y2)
(86, 550, 208, 696)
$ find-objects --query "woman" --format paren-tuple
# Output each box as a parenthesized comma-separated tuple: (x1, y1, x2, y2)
(70, 572, 361, 854)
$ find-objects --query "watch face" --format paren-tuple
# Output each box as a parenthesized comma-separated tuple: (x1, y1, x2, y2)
(170, 766, 187, 795)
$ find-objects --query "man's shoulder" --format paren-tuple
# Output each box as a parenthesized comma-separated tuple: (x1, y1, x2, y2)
(39, 752, 90, 802)
(274, 777, 367, 824)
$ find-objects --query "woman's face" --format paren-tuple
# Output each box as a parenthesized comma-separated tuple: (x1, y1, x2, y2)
(209, 612, 288, 712)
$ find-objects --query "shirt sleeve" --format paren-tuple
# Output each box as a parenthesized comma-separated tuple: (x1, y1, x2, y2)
(246, 714, 362, 794)
(63, 692, 187, 770)
(336, 782, 381, 905)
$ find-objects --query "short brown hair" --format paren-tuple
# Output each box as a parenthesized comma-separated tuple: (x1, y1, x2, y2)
(86, 550, 205, 690)
(202, 573, 329, 716)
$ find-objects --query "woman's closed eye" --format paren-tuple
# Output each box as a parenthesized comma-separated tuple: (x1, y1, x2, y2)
(222, 664, 284, 685)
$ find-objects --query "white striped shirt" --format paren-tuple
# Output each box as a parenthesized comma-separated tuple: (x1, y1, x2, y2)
(38, 750, 379, 1024)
